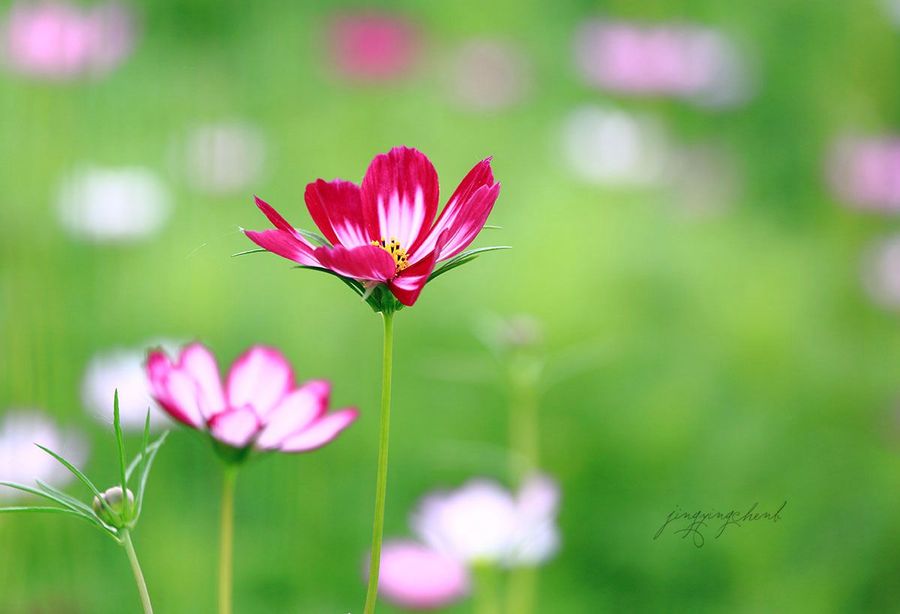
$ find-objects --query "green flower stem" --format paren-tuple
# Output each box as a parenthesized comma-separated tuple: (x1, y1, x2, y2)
(507, 359, 541, 614)
(219, 466, 238, 614)
(505, 565, 537, 614)
(473, 563, 501, 614)
(363, 310, 395, 614)
(121, 529, 153, 614)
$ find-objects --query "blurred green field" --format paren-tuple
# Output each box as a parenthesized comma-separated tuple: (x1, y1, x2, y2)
(3, 1, 900, 612)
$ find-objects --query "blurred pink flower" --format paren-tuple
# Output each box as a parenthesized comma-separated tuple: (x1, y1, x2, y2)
(375, 540, 470, 610)
(327, 12, 420, 82)
(0, 410, 88, 500)
(573, 20, 750, 107)
(245, 146, 500, 307)
(146, 343, 358, 453)
(411, 474, 561, 567)
(827, 137, 900, 212)
(446, 40, 532, 111)
(1, 1, 135, 80)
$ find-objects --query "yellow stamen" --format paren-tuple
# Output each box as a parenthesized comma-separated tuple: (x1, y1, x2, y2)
(372, 237, 410, 274)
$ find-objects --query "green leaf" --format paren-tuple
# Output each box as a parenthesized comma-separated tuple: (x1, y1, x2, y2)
(35, 480, 95, 517)
(428, 246, 511, 282)
(0, 481, 67, 505)
(483, 224, 503, 230)
(0, 506, 85, 517)
(134, 432, 168, 520)
(35, 444, 121, 525)
(294, 265, 366, 297)
(126, 433, 167, 482)
(296, 228, 331, 247)
(231, 248, 268, 257)
(113, 390, 129, 505)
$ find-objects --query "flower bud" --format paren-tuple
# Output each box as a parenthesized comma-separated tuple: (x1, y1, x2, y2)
(92, 486, 135, 525)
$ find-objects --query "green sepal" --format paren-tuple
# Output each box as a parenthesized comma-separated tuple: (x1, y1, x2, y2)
(428, 246, 511, 282)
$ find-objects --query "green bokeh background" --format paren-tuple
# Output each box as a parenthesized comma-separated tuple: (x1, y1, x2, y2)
(2, 1, 900, 612)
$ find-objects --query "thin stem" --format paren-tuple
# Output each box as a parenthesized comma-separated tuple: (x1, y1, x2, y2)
(363, 310, 394, 614)
(121, 529, 154, 614)
(218, 466, 238, 614)
(473, 563, 501, 614)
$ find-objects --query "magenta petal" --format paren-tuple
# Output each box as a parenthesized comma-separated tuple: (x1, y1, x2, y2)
(244, 228, 320, 266)
(208, 407, 260, 448)
(313, 244, 396, 282)
(255, 380, 330, 450)
(361, 146, 439, 248)
(254, 196, 296, 234)
(178, 343, 225, 420)
(158, 370, 204, 428)
(147, 350, 200, 428)
(374, 541, 470, 610)
(389, 230, 447, 307)
(410, 157, 494, 257)
(278, 408, 358, 453)
(305, 179, 370, 247)
(225, 346, 294, 417)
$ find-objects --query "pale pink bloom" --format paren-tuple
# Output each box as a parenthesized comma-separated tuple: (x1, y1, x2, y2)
(82, 345, 175, 431)
(245, 146, 500, 307)
(327, 12, 420, 82)
(375, 540, 470, 610)
(573, 20, 750, 107)
(1, 1, 135, 80)
(827, 137, 900, 212)
(147, 343, 358, 452)
(411, 474, 561, 567)
(561, 105, 670, 186)
(0, 410, 88, 500)
(177, 121, 267, 195)
(56, 166, 171, 243)
(862, 236, 900, 309)
(446, 40, 532, 111)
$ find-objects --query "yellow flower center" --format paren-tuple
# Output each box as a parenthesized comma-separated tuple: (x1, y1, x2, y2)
(372, 237, 410, 274)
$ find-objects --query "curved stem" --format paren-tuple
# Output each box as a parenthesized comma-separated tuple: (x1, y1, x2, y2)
(219, 466, 237, 614)
(363, 311, 394, 614)
(121, 529, 154, 614)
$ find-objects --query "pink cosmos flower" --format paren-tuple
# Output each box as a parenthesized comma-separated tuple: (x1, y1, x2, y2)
(244, 146, 501, 307)
(327, 12, 421, 82)
(1, 1, 135, 80)
(146, 343, 358, 453)
(827, 137, 900, 212)
(373, 540, 470, 610)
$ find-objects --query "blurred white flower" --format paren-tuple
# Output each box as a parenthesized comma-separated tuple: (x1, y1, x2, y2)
(446, 39, 532, 112)
(411, 474, 561, 567)
(56, 166, 171, 243)
(0, 410, 88, 500)
(560, 105, 669, 186)
(884, 0, 900, 27)
(177, 121, 267, 195)
(82, 344, 176, 432)
(862, 236, 900, 309)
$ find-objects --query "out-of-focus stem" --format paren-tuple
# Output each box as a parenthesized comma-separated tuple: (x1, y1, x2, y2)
(218, 466, 237, 614)
(121, 529, 154, 614)
(363, 310, 394, 614)
(506, 565, 537, 614)
(474, 563, 502, 614)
